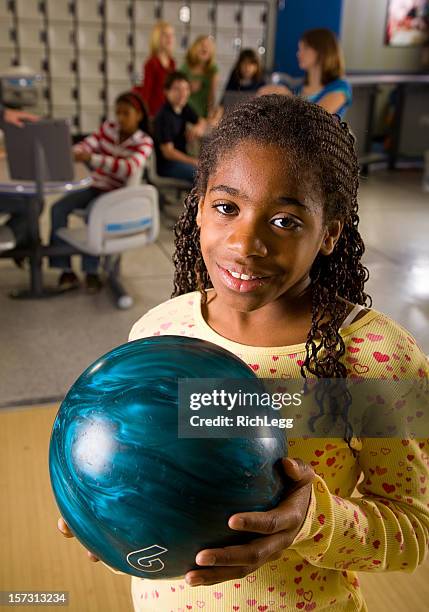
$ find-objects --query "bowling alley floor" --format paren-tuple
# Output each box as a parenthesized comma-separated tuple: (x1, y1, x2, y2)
(0, 403, 428, 612)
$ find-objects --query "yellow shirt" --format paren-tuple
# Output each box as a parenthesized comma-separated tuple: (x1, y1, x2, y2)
(127, 291, 429, 612)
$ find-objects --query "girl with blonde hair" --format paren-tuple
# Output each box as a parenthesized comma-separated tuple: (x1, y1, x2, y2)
(134, 21, 176, 118)
(180, 35, 219, 118)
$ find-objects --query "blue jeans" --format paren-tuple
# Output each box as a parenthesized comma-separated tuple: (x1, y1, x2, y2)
(158, 160, 196, 183)
(49, 187, 102, 274)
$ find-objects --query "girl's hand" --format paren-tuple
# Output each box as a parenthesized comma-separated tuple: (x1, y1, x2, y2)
(57, 517, 100, 562)
(185, 458, 314, 587)
(73, 149, 91, 163)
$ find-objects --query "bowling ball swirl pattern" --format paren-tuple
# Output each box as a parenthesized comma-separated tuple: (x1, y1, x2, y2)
(49, 336, 287, 578)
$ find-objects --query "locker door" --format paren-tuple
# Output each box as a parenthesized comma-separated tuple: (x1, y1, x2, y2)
(190, 1, 215, 38)
(47, 0, 71, 21)
(241, 1, 267, 55)
(134, 0, 158, 26)
(216, 2, 241, 60)
(162, 1, 182, 28)
(76, 0, 101, 23)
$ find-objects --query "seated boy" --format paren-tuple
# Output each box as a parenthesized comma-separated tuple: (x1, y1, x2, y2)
(154, 71, 207, 183)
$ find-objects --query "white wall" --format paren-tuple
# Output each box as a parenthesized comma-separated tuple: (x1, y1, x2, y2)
(341, 0, 423, 72)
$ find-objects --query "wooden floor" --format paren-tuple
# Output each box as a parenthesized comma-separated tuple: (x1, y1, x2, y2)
(0, 405, 428, 612)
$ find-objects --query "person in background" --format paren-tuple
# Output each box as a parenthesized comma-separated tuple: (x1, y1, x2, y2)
(154, 71, 207, 183)
(259, 28, 352, 118)
(134, 21, 176, 119)
(180, 35, 219, 119)
(224, 48, 266, 92)
(0, 105, 39, 253)
(49, 92, 153, 293)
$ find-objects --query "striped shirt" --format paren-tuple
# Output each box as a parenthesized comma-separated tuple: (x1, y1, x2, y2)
(75, 121, 153, 191)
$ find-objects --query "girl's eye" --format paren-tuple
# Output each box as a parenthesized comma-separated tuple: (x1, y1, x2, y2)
(271, 216, 301, 230)
(212, 202, 237, 215)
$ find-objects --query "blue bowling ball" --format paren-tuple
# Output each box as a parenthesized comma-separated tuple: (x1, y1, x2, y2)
(49, 336, 287, 579)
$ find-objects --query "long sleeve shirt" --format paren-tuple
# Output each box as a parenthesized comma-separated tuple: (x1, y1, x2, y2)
(126, 289, 429, 612)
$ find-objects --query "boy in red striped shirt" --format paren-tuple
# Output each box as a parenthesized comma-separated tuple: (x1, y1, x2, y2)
(49, 92, 153, 293)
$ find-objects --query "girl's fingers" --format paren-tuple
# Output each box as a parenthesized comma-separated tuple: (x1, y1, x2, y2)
(87, 551, 100, 562)
(195, 534, 285, 568)
(185, 565, 257, 587)
(57, 517, 74, 538)
(282, 457, 315, 487)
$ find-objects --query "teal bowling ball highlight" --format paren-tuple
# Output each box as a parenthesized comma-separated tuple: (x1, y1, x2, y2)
(49, 335, 287, 578)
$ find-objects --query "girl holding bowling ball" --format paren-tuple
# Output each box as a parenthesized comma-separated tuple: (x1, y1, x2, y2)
(59, 95, 429, 611)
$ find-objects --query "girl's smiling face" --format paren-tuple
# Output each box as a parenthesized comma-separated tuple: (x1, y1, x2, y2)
(197, 140, 342, 314)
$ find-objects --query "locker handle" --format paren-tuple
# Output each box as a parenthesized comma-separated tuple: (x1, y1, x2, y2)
(68, 1, 75, 16)
(99, 60, 105, 73)
(72, 87, 78, 100)
(38, 1, 46, 14)
(9, 28, 16, 42)
(71, 59, 77, 72)
(40, 30, 47, 44)
(127, 32, 133, 48)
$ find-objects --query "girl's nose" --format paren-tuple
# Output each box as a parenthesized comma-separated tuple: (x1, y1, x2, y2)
(226, 224, 268, 258)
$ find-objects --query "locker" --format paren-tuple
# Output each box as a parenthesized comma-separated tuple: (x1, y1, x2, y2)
(189, 27, 215, 44)
(106, 25, 130, 51)
(107, 53, 131, 80)
(0, 18, 15, 50)
(48, 24, 74, 50)
(242, 2, 267, 30)
(19, 22, 44, 49)
(216, 2, 240, 31)
(80, 107, 104, 133)
(241, 29, 265, 51)
(16, 0, 41, 20)
(79, 77, 104, 106)
(134, 26, 153, 52)
(0, 50, 14, 71)
(106, 0, 129, 24)
(216, 29, 240, 59)
(176, 28, 190, 54)
(47, 0, 71, 21)
(20, 49, 45, 72)
(52, 104, 76, 122)
(79, 52, 104, 79)
(134, 0, 157, 26)
(0, 0, 11, 18)
(51, 78, 75, 106)
(49, 51, 75, 77)
(76, 0, 101, 24)
(162, 1, 182, 27)
(78, 25, 103, 51)
(107, 79, 132, 106)
(190, 2, 214, 28)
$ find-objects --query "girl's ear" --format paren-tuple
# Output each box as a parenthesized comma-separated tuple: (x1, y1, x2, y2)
(196, 197, 204, 228)
(319, 220, 343, 256)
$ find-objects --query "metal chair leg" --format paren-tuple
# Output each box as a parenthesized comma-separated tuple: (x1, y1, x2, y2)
(105, 255, 133, 309)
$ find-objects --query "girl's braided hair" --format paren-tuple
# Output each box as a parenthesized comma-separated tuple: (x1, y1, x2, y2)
(173, 94, 371, 447)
